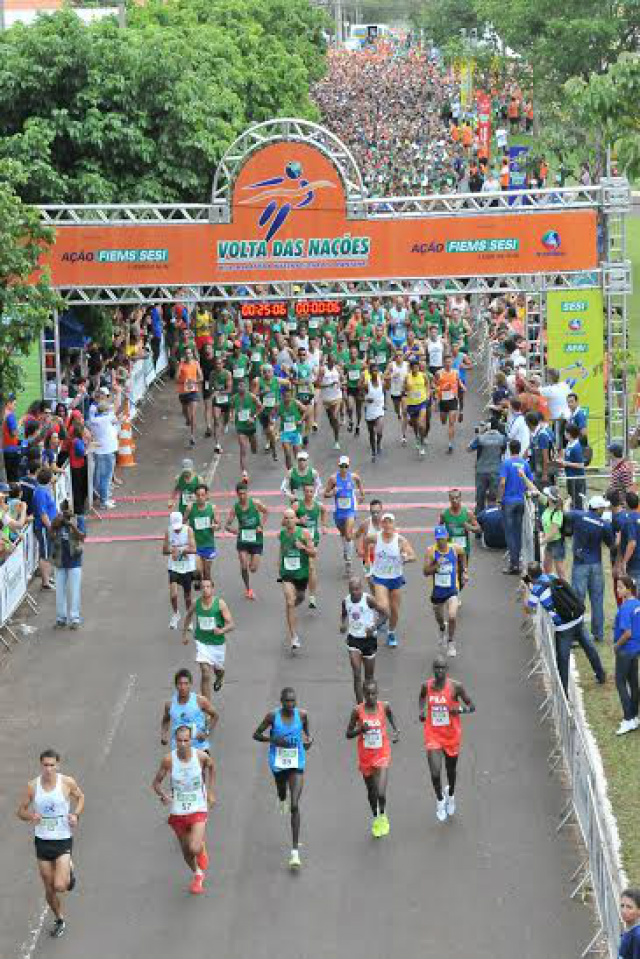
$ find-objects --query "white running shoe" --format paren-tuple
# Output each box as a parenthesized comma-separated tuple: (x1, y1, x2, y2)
(308, 595, 317, 609)
(419, 447, 426, 457)
(334, 441, 341, 451)
(289, 849, 301, 870)
(616, 719, 635, 736)
(631, 717, 640, 730)
(447, 641, 457, 657)
(291, 635, 301, 650)
(169, 611, 180, 630)
(401, 436, 407, 446)
(103, 500, 117, 509)
(438, 627, 447, 649)
(445, 787, 456, 817)
(436, 798, 447, 822)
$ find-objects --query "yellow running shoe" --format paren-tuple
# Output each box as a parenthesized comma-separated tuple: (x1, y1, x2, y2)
(377, 813, 390, 837)
(371, 816, 382, 838)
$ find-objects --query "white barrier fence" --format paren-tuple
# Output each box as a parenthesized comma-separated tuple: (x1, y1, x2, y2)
(528, 608, 623, 958)
(1, 341, 168, 640)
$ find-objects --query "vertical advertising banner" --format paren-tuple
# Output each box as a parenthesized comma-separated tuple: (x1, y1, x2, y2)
(476, 92, 492, 159)
(546, 289, 606, 469)
(508, 145, 529, 189)
(460, 60, 474, 112)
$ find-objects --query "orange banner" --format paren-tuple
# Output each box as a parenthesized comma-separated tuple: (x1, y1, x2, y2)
(38, 141, 598, 287)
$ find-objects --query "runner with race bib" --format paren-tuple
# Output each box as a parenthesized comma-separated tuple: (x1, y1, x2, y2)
(346, 680, 399, 838)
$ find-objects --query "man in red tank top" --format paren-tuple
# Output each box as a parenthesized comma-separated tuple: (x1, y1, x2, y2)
(346, 680, 399, 838)
(419, 656, 475, 822)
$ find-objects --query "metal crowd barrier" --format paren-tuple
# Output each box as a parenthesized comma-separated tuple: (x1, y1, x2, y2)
(526, 609, 624, 958)
(1, 340, 168, 645)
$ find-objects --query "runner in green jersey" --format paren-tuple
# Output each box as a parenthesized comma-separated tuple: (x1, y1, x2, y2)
(169, 459, 204, 516)
(355, 320, 374, 359)
(278, 508, 316, 651)
(344, 345, 364, 436)
(224, 481, 268, 600)
(278, 385, 305, 470)
(248, 336, 266, 379)
(369, 326, 392, 371)
(446, 310, 470, 353)
(211, 357, 232, 454)
(440, 488, 479, 580)
(182, 579, 234, 697)
(292, 346, 314, 447)
(232, 379, 261, 479)
(255, 364, 281, 461)
(294, 484, 328, 609)
(228, 344, 251, 393)
(185, 483, 219, 583)
(282, 450, 322, 504)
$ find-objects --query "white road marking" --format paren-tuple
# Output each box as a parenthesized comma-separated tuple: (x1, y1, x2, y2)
(17, 904, 48, 959)
(204, 450, 222, 489)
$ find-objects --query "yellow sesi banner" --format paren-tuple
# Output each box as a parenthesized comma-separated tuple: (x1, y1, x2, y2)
(546, 289, 606, 469)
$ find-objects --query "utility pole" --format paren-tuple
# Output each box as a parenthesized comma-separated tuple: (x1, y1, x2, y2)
(0, 0, 6, 32)
(118, 0, 126, 29)
(335, 0, 344, 44)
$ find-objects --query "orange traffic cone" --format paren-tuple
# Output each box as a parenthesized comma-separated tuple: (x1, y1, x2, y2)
(117, 417, 136, 467)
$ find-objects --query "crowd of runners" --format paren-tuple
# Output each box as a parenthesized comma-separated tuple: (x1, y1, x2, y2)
(10, 39, 639, 954)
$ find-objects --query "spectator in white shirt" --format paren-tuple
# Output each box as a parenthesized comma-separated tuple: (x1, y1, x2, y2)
(89, 401, 120, 509)
(535, 368, 572, 444)
(505, 398, 530, 458)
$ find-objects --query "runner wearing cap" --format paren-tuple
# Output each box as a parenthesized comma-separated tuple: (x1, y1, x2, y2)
(168, 460, 204, 518)
(281, 451, 322, 506)
(323, 456, 365, 577)
(224, 481, 268, 601)
(366, 512, 416, 648)
(423, 526, 467, 657)
(419, 655, 475, 821)
(346, 679, 399, 838)
(163, 511, 197, 630)
(403, 356, 431, 456)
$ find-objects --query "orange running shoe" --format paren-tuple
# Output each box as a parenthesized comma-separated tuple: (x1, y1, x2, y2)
(245, 588, 256, 601)
(190, 873, 205, 895)
(197, 846, 209, 871)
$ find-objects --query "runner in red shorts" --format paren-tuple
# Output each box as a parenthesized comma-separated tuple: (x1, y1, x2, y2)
(152, 725, 216, 894)
(346, 680, 399, 838)
(419, 656, 475, 823)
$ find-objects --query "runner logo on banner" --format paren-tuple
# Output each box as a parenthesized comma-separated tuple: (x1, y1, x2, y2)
(460, 60, 474, 112)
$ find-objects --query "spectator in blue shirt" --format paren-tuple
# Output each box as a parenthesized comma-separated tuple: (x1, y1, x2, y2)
(555, 423, 586, 508)
(568, 495, 612, 644)
(526, 412, 555, 488)
(476, 491, 507, 549)
(613, 576, 640, 735)
(619, 888, 640, 959)
(497, 439, 532, 575)
(524, 561, 605, 694)
(567, 392, 588, 436)
(622, 491, 640, 586)
(32, 467, 58, 590)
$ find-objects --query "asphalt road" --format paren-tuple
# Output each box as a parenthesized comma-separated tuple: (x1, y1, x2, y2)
(0, 372, 594, 959)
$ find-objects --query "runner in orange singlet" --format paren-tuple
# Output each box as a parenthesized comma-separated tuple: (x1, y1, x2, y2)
(419, 656, 475, 822)
(346, 680, 399, 838)
(436, 354, 464, 453)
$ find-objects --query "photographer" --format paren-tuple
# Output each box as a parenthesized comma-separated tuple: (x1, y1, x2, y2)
(523, 561, 605, 695)
(50, 501, 86, 629)
(467, 421, 506, 513)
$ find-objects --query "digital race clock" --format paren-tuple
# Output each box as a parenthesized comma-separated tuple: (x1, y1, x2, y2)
(239, 302, 287, 319)
(294, 300, 342, 318)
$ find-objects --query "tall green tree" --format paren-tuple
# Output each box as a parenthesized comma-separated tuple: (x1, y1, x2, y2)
(0, 0, 328, 205)
(0, 162, 60, 476)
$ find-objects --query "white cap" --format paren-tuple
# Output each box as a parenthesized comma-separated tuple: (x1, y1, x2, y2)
(589, 495, 609, 510)
(99, 386, 110, 395)
(170, 511, 184, 530)
(297, 450, 309, 460)
(339, 455, 350, 466)
(381, 512, 395, 521)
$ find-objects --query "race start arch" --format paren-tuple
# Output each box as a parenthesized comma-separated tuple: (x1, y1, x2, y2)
(36, 117, 632, 450)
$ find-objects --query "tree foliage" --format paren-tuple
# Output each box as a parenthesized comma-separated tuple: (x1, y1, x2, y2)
(0, 162, 60, 403)
(0, 0, 328, 205)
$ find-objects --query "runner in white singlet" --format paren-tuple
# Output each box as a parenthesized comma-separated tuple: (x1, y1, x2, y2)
(163, 510, 197, 630)
(366, 513, 416, 648)
(17, 749, 84, 939)
(153, 725, 215, 895)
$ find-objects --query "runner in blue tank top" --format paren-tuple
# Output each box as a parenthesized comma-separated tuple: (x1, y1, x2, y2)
(323, 455, 365, 576)
(253, 687, 313, 871)
(423, 526, 467, 658)
(161, 669, 219, 753)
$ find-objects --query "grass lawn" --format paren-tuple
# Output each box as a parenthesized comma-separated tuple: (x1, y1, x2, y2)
(627, 215, 640, 351)
(575, 571, 640, 881)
